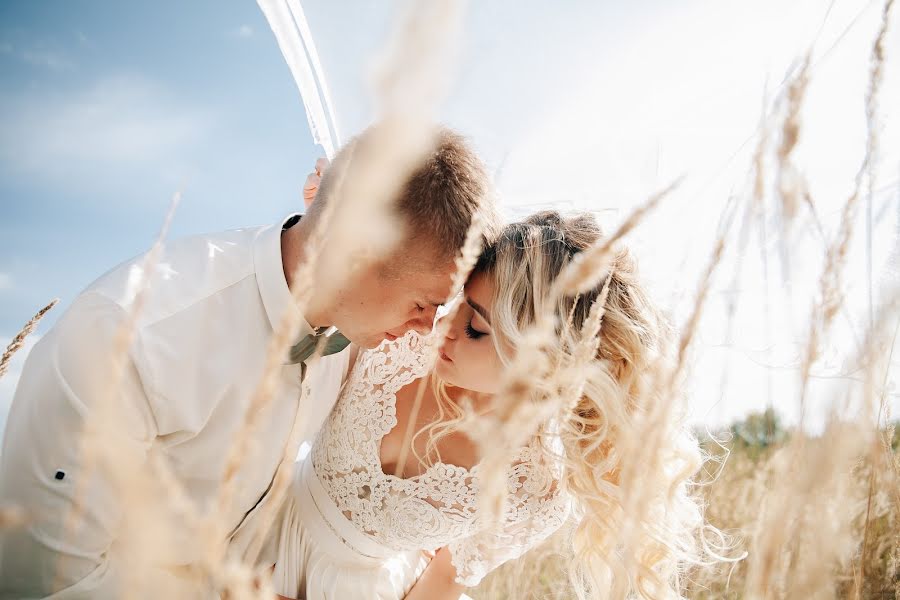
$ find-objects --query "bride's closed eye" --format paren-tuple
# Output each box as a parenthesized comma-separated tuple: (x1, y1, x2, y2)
(465, 319, 487, 340)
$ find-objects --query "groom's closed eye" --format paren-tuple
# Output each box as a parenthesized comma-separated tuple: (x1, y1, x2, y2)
(415, 299, 444, 313)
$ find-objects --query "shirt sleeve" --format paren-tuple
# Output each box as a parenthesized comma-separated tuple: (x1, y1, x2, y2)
(0, 292, 159, 597)
(447, 452, 571, 587)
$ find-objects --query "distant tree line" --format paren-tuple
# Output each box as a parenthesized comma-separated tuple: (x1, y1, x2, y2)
(695, 408, 899, 459)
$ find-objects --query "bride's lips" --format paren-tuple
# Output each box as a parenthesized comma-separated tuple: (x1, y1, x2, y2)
(439, 348, 453, 362)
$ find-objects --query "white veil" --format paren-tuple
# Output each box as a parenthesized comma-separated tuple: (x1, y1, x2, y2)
(259, 0, 899, 430)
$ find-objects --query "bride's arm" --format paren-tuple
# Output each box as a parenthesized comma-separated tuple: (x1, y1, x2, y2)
(403, 547, 466, 600)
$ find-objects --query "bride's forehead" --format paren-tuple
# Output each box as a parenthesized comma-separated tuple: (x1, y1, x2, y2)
(462, 272, 494, 308)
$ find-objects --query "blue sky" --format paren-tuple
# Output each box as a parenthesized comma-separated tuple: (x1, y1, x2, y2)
(0, 0, 320, 336)
(1, 0, 898, 433)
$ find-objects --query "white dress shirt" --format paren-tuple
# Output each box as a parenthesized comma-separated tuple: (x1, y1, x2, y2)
(0, 216, 350, 599)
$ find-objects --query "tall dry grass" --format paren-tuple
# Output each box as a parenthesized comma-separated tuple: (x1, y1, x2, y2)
(0, 298, 58, 380)
(472, 426, 898, 599)
(0, 0, 898, 598)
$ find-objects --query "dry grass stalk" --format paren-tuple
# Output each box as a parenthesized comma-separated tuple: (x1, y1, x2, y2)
(683, 422, 895, 599)
(801, 0, 894, 423)
(209, 186, 339, 545)
(466, 188, 680, 579)
(878, 320, 900, 516)
(203, 144, 353, 593)
(748, 69, 896, 597)
(8, 1, 895, 598)
(0, 298, 58, 379)
(719, 93, 778, 439)
(752, 85, 771, 210)
(205, 3, 468, 591)
(449, 184, 685, 597)
(0, 505, 27, 529)
(313, 0, 465, 302)
(482, 178, 682, 436)
(852, 285, 900, 598)
(853, 468, 879, 599)
(862, 0, 894, 331)
(552, 178, 681, 298)
(612, 208, 734, 597)
(743, 287, 898, 598)
(775, 55, 810, 225)
(392, 209, 490, 478)
(741, 6, 897, 594)
(451, 4, 894, 597)
(58, 192, 182, 597)
(457, 252, 612, 530)
(773, 56, 811, 285)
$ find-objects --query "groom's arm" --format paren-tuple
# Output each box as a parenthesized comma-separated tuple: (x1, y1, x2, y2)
(0, 293, 158, 597)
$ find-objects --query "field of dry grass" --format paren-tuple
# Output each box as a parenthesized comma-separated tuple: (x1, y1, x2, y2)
(473, 415, 900, 599)
(0, 0, 898, 599)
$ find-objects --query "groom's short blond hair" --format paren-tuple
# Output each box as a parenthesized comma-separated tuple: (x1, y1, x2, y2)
(313, 125, 499, 260)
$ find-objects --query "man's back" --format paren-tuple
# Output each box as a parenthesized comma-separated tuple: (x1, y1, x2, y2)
(0, 220, 350, 598)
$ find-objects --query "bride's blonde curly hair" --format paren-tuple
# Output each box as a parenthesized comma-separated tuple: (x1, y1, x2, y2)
(426, 210, 717, 599)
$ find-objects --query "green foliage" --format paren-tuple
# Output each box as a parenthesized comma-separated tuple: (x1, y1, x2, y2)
(729, 407, 788, 459)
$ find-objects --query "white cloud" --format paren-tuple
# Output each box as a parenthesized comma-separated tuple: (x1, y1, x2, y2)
(0, 75, 214, 177)
(234, 25, 254, 39)
(21, 49, 73, 70)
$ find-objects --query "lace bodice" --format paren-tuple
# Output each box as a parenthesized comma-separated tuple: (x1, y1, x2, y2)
(310, 331, 570, 586)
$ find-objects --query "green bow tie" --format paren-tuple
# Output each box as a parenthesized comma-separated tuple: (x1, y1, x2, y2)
(288, 327, 350, 365)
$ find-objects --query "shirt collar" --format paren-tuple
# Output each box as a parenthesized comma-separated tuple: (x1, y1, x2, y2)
(253, 213, 314, 340)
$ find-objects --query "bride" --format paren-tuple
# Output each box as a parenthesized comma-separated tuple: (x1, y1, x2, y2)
(268, 211, 708, 599)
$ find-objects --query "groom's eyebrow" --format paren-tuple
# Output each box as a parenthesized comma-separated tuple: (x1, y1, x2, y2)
(465, 297, 491, 325)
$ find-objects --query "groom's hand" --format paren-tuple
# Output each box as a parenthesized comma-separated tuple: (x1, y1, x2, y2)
(302, 157, 329, 208)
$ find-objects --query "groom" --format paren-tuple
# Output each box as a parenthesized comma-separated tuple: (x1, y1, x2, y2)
(0, 125, 499, 598)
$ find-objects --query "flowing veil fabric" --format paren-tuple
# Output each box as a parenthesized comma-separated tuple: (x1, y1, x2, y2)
(258, 0, 900, 434)
(256, 0, 342, 158)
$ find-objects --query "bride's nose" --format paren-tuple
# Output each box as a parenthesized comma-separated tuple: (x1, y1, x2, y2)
(443, 310, 464, 342)
(443, 325, 457, 341)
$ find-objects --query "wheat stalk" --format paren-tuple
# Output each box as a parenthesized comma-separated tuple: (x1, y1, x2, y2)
(57, 192, 182, 598)
(0, 298, 58, 379)
(206, 4, 468, 592)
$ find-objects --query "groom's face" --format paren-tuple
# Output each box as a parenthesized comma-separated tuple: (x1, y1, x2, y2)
(329, 248, 455, 349)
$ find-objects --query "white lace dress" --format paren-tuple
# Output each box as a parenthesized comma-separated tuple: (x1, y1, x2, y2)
(270, 331, 569, 599)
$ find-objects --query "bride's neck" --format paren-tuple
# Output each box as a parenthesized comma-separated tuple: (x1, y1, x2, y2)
(444, 384, 494, 414)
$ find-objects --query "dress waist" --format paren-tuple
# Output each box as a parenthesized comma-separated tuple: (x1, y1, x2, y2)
(297, 459, 404, 563)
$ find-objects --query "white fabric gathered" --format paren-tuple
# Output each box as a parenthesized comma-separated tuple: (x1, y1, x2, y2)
(309, 330, 570, 587)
